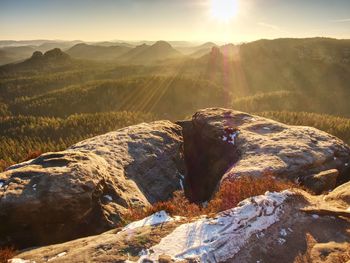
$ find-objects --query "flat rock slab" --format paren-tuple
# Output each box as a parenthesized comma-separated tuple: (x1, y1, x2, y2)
(0, 121, 184, 247)
(12, 185, 350, 263)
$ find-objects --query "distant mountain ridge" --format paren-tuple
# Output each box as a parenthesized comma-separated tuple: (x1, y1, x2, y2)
(0, 46, 37, 65)
(119, 41, 182, 64)
(185, 42, 218, 57)
(0, 40, 81, 65)
(66, 43, 131, 61)
(0, 48, 75, 73)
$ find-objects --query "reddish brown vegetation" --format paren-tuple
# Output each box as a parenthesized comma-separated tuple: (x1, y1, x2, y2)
(0, 246, 16, 263)
(22, 150, 42, 162)
(0, 159, 10, 173)
(122, 191, 201, 224)
(0, 150, 42, 172)
(123, 175, 296, 224)
(207, 175, 295, 212)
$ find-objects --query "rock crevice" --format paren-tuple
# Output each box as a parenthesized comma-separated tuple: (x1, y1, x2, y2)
(179, 108, 350, 201)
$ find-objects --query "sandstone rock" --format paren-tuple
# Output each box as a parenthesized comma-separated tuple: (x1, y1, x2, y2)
(302, 169, 339, 194)
(324, 181, 350, 207)
(309, 242, 350, 263)
(0, 121, 184, 248)
(31, 51, 43, 58)
(2, 108, 350, 251)
(12, 184, 350, 263)
(11, 220, 182, 263)
(158, 254, 174, 263)
(179, 108, 350, 201)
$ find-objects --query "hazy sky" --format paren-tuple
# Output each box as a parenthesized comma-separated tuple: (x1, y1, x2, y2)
(1, 0, 350, 42)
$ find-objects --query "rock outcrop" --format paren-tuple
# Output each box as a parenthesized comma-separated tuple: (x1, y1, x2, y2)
(11, 184, 350, 263)
(179, 108, 350, 201)
(0, 121, 184, 248)
(302, 169, 339, 194)
(1, 108, 350, 250)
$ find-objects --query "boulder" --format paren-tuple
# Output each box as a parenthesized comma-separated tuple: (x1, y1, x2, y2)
(309, 242, 350, 263)
(11, 184, 350, 263)
(0, 121, 184, 248)
(324, 181, 350, 207)
(178, 108, 350, 201)
(302, 169, 339, 194)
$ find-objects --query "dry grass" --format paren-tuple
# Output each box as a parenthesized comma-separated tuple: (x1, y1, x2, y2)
(0, 159, 10, 172)
(0, 246, 16, 263)
(122, 174, 296, 224)
(207, 174, 296, 213)
(122, 191, 201, 224)
(22, 150, 42, 162)
(0, 150, 41, 172)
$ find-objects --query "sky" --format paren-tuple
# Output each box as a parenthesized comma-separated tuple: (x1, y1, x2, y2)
(0, 0, 350, 43)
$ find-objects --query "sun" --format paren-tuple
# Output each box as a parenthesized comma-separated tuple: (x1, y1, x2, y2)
(210, 0, 238, 22)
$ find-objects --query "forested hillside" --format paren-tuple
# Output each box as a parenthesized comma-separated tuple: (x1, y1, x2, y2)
(0, 112, 155, 171)
(0, 37, 350, 170)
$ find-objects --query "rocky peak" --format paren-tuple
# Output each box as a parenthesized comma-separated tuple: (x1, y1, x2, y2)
(31, 51, 43, 58)
(152, 40, 172, 49)
(43, 48, 70, 60)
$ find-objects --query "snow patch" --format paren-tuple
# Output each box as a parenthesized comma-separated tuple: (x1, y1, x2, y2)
(103, 195, 113, 202)
(179, 179, 184, 190)
(312, 214, 319, 219)
(123, 211, 173, 231)
(138, 249, 148, 257)
(279, 228, 288, 237)
(256, 232, 265, 239)
(277, 238, 286, 245)
(177, 172, 184, 180)
(143, 191, 292, 262)
(177, 172, 185, 190)
(222, 131, 240, 145)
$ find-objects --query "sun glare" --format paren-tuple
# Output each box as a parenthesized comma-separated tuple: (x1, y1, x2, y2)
(210, 0, 238, 22)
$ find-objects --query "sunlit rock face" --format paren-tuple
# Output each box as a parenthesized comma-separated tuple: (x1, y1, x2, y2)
(1, 108, 350, 250)
(179, 108, 350, 200)
(0, 121, 184, 248)
(12, 185, 350, 263)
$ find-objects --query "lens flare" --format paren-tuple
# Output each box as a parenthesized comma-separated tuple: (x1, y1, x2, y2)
(210, 0, 238, 22)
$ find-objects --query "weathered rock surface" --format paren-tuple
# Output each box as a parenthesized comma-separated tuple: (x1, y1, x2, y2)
(179, 108, 350, 201)
(2, 107, 350, 253)
(0, 121, 184, 248)
(11, 184, 350, 263)
(302, 169, 339, 194)
(324, 181, 350, 207)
